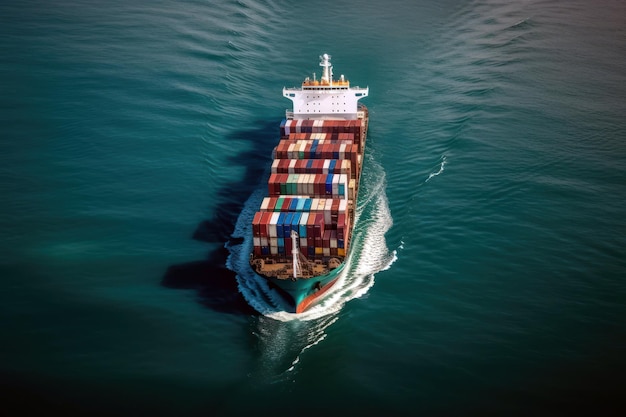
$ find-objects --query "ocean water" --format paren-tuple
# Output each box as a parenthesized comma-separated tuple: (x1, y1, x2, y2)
(1, 0, 625, 415)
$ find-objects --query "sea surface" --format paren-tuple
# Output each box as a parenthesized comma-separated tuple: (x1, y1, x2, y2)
(1, 0, 625, 415)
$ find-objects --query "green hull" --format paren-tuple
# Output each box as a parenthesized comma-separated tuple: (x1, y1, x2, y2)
(265, 262, 345, 313)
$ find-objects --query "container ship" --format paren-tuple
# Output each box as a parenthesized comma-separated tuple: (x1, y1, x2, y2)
(249, 54, 369, 313)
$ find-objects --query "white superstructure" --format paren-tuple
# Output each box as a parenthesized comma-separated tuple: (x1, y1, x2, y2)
(283, 54, 369, 120)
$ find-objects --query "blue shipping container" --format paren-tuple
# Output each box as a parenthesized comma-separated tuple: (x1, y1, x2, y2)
(283, 212, 293, 238)
(291, 212, 302, 232)
(325, 174, 334, 195)
(277, 213, 286, 237)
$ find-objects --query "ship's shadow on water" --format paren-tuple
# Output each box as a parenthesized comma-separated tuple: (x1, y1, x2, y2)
(162, 120, 280, 315)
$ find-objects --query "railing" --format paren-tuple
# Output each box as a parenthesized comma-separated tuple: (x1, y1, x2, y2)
(286, 110, 367, 119)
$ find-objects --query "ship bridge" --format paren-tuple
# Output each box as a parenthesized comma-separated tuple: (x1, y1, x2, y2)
(283, 54, 368, 120)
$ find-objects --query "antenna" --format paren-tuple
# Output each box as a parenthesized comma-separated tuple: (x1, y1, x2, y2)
(320, 53, 332, 84)
(291, 230, 302, 278)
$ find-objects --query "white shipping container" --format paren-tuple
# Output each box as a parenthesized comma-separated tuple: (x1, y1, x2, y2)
(269, 212, 280, 237)
(260, 237, 268, 247)
(284, 119, 291, 136)
(311, 198, 320, 212)
(300, 212, 309, 229)
(253, 237, 261, 247)
(324, 199, 333, 224)
(297, 175, 304, 195)
(313, 119, 323, 132)
(302, 174, 310, 196)
(339, 199, 347, 214)
(260, 197, 270, 211)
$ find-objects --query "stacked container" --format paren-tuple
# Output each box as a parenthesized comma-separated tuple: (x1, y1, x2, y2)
(252, 117, 363, 262)
(280, 119, 364, 151)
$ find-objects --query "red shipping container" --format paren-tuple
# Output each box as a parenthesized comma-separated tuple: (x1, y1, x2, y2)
(286, 140, 295, 157)
(323, 229, 331, 247)
(324, 143, 332, 159)
(276, 175, 283, 195)
(252, 212, 263, 237)
(298, 159, 307, 174)
(337, 211, 345, 225)
(331, 199, 340, 217)
(311, 214, 321, 238)
(274, 139, 283, 159)
(260, 212, 272, 237)
(285, 238, 292, 257)
(350, 145, 358, 172)
(316, 143, 324, 159)
(325, 120, 333, 134)
(268, 173, 278, 196)
(267, 197, 277, 212)
(315, 174, 324, 197)
(282, 197, 291, 211)
(307, 213, 316, 239)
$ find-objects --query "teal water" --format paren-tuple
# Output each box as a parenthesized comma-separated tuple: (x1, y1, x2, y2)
(1, 0, 625, 415)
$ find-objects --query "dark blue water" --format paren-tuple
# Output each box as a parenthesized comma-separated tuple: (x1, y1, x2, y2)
(2, 0, 625, 415)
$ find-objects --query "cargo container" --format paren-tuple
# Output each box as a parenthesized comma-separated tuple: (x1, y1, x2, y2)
(249, 54, 369, 313)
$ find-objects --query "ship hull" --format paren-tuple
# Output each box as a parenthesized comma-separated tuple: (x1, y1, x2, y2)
(247, 54, 368, 314)
(263, 262, 345, 313)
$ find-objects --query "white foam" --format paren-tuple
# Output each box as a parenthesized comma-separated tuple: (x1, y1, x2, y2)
(426, 154, 447, 182)
(227, 155, 395, 323)
(227, 155, 396, 377)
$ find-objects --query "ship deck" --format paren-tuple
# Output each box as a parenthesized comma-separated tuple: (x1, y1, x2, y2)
(251, 256, 343, 280)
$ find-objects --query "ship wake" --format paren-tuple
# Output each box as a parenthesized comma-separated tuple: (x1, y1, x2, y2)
(226, 156, 393, 378)
(226, 154, 394, 322)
